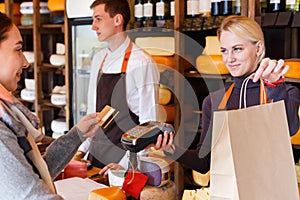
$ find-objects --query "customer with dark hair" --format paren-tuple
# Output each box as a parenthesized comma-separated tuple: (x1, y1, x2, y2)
(0, 12, 101, 199)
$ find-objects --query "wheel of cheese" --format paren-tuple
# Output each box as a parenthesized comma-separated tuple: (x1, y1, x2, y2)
(23, 51, 34, 64)
(291, 127, 300, 145)
(48, 0, 65, 12)
(196, 55, 229, 75)
(0, 3, 21, 15)
(50, 54, 65, 66)
(140, 181, 175, 200)
(20, 2, 50, 15)
(88, 186, 126, 200)
(157, 104, 174, 123)
(25, 78, 35, 90)
(51, 118, 67, 133)
(20, 14, 33, 26)
(159, 86, 172, 105)
(20, 88, 35, 101)
(284, 59, 300, 79)
(51, 93, 66, 106)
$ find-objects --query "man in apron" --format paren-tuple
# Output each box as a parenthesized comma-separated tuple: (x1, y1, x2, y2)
(77, 0, 160, 169)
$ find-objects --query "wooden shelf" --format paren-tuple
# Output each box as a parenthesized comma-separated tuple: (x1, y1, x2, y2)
(285, 77, 300, 83)
(3, 0, 69, 136)
(38, 63, 65, 74)
(184, 72, 231, 80)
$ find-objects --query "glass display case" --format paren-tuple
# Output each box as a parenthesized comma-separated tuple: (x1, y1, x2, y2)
(67, 18, 106, 126)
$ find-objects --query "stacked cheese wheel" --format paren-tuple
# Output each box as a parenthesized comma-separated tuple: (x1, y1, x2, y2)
(196, 36, 229, 75)
(20, 2, 50, 26)
(47, 0, 65, 24)
(284, 59, 300, 79)
(0, 3, 21, 25)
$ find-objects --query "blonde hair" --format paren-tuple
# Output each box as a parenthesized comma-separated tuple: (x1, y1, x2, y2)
(217, 15, 265, 64)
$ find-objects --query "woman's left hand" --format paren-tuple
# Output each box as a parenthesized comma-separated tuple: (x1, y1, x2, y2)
(253, 58, 289, 83)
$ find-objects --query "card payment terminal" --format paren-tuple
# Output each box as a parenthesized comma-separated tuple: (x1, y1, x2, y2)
(121, 121, 174, 152)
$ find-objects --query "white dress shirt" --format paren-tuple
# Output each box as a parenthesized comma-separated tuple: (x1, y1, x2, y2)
(78, 36, 159, 154)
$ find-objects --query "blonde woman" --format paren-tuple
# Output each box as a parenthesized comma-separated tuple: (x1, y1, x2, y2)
(155, 15, 300, 174)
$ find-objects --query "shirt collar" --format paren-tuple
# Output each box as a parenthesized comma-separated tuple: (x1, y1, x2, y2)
(105, 36, 131, 57)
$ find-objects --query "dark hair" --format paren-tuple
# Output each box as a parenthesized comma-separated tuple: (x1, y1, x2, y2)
(90, 0, 130, 30)
(0, 12, 13, 45)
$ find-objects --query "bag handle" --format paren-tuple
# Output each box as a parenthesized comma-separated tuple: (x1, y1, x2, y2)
(218, 74, 267, 110)
(239, 74, 267, 109)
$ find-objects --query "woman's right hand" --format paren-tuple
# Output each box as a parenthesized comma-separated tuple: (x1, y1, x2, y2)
(76, 113, 100, 138)
(154, 131, 175, 154)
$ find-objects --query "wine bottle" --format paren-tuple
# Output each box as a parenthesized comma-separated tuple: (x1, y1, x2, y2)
(143, 0, 155, 26)
(233, 0, 241, 15)
(134, 0, 144, 22)
(260, 0, 267, 13)
(199, 0, 211, 17)
(286, 0, 299, 11)
(187, 0, 199, 18)
(266, 0, 286, 12)
(221, 0, 233, 15)
(211, 0, 221, 16)
(156, 0, 170, 20)
(143, 0, 154, 20)
(170, 0, 175, 20)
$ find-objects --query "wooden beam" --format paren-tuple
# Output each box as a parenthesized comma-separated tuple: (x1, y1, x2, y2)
(4, 0, 13, 19)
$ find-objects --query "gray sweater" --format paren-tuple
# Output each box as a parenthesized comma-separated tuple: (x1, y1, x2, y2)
(0, 90, 84, 199)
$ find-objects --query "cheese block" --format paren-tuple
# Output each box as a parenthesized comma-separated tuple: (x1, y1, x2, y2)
(152, 56, 175, 71)
(182, 187, 210, 200)
(48, 0, 65, 12)
(64, 160, 87, 179)
(88, 186, 126, 200)
(192, 170, 210, 187)
(196, 55, 229, 75)
(135, 37, 175, 56)
(159, 86, 172, 105)
(284, 59, 300, 79)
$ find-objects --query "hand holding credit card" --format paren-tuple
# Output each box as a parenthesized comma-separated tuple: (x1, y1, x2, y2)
(97, 105, 119, 128)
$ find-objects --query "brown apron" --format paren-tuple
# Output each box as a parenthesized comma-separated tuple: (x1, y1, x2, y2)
(88, 42, 140, 168)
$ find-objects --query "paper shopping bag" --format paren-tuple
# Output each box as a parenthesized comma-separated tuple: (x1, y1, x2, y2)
(210, 100, 299, 200)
